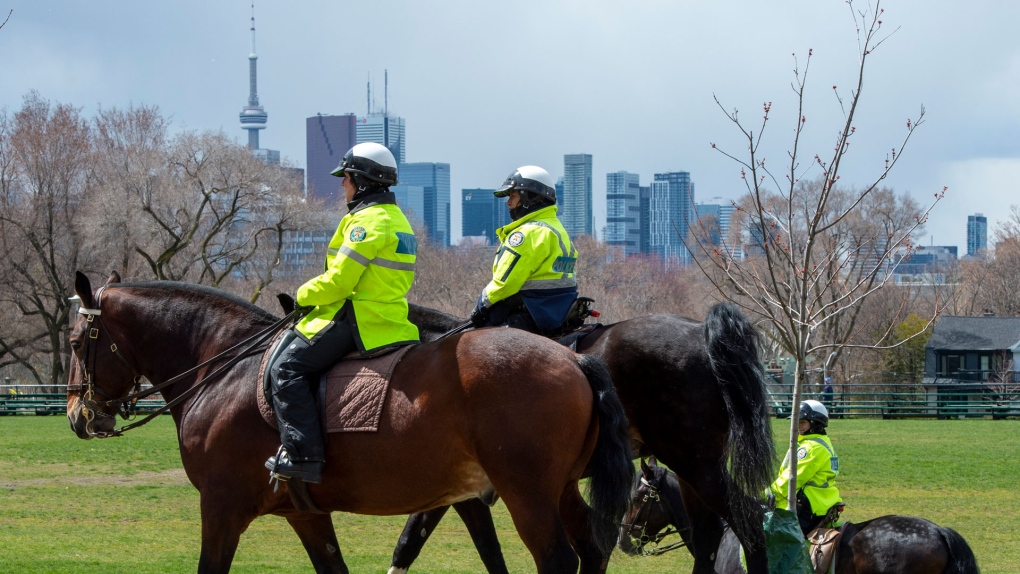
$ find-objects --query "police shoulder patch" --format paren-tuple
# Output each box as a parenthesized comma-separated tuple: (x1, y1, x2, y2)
(797, 447, 808, 460)
(349, 226, 367, 242)
(507, 231, 525, 247)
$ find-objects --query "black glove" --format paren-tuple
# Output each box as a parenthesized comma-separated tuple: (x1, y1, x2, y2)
(470, 306, 488, 328)
(293, 296, 315, 316)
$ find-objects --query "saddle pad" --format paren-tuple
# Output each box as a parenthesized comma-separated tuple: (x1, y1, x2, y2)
(256, 344, 413, 433)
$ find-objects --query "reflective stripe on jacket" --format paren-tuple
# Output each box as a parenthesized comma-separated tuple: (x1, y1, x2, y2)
(480, 204, 578, 332)
(295, 197, 419, 352)
(768, 433, 841, 516)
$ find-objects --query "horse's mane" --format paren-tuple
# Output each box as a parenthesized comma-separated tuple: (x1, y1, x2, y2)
(408, 303, 463, 340)
(112, 280, 278, 325)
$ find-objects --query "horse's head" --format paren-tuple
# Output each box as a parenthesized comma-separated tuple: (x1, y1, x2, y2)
(66, 271, 142, 439)
(618, 457, 680, 556)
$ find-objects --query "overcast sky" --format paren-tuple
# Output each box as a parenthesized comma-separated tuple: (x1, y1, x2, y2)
(3, 0, 1019, 247)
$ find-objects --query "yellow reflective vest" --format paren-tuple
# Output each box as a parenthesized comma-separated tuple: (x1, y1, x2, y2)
(480, 204, 578, 332)
(768, 433, 841, 517)
(295, 197, 419, 352)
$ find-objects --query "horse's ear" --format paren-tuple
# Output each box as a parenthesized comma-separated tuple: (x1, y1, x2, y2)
(640, 458, 651, 475)
(277, 293, 295, 314)
(74, 271, 94, 309)
(105, 270, 121, 285)
(648, 455, 658, 467)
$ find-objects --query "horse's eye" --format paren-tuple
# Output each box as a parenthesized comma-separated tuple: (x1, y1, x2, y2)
(70, 340, 81, 350)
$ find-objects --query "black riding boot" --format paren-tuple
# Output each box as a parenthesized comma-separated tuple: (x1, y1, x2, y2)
(266, 377, 325, 483)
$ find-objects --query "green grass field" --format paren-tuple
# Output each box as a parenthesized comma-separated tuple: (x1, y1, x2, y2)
(1, 416, 1016, 573)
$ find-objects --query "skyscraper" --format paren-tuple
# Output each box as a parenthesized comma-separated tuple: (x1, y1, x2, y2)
(696, 197, 737, 258)
(562, 154, 593, 237)
(462, 188, 510, 244)
(648, 171, 696, 266)
(356, 115, 406, 166)
(605, 171, 642, 255)
(400, 163, 450, 246)
(967, 213, 988, 257)
(306, 114, 357, 203)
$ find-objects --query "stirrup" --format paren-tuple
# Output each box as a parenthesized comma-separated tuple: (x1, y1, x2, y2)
(265, 446, 323, 484)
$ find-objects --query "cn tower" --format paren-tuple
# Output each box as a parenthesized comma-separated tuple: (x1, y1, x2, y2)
(239, 3, 267, 149)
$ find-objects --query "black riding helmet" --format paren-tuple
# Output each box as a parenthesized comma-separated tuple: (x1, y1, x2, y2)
(331, 142, 398, 201)
(799, 399, 829, 434)
(494, 165, 556, 220)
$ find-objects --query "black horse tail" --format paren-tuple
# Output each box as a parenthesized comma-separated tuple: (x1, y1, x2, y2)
(577, 354, 635, 556)
(939, 526, 981, 573)
(704, 303, 776, 547)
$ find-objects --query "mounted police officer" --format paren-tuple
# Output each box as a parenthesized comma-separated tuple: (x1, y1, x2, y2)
(469, 165, 578, 335)
(767, 399, 842, 536)
(265, 142, 419, 484)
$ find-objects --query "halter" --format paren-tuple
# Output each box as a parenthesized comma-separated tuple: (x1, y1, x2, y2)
(68, 287, 304, 438)
(69, 286, 146, 437)
(620, 471, 689, 556)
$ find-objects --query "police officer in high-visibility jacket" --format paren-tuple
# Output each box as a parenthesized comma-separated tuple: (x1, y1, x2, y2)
(767, 400, 843, 535)
(469, 166, 578, 335)
(265, 142, 419, 484)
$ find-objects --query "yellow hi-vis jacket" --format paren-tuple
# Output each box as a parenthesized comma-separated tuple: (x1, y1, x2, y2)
(768, 433, 842, 517)
(295, 197, 419, 353)
(480, 204, 578, 332)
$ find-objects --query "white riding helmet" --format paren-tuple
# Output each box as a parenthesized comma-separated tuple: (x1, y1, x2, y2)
(799, 400, 829, 426)
(330, 142, 398, 186)
(494, 165, 556, 203)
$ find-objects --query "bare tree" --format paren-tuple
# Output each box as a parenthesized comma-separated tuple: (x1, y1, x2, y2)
(0, 92, 97, 387)
(89, 109, 309, 302)
(691, 0, 943, 508)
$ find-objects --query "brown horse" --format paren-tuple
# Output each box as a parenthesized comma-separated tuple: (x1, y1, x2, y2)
(620, 458, 981, 574)
(65, 272, 633, 574)
(385, 303, 776, 574)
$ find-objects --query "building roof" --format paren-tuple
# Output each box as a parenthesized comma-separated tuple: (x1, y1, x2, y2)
(928, 316, 1020, 351)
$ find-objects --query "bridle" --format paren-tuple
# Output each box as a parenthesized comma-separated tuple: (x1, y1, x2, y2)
(620, 470, 689, 556)
(69, 286, 303, 438)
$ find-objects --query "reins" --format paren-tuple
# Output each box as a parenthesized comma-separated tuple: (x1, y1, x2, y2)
(72, 289, 304, 438)
(622, 473, 690, 556)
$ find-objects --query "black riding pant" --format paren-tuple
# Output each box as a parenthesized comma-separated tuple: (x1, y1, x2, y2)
(270, 314, 356, 462)
(484, 297, 541, 334)
(795, 490, 825, 536)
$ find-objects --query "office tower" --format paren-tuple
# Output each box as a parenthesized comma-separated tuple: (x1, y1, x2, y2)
(306, 114, 357, 202)
(400, 163, 450, 246)
(967, 213, 988, 257)
(562, 154, 593, 237)
(462, 189, 510, 244)
(606, 171, 642, 255)
(390, 184, 426, 227)
(648, 171, 696, 266)
(696, 197, 738, 258)
(356, 115, 406, 166)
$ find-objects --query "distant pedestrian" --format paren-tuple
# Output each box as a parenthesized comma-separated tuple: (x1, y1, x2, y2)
(821, 377, 834, 406)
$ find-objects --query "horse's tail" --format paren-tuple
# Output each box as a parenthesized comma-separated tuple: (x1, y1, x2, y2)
(703, 303, 776, 546)
(577, 353, 635, 556)
(939, 526, 981, 574)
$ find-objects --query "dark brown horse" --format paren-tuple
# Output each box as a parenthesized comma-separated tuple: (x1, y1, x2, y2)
(620, 458, 981, 574)
(385, 303, 776, 574)
(65, 272, 633, 574)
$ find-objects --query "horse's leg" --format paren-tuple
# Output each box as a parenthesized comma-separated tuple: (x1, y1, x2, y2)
(663, 459, 766, 574)
(558, 483, 609, 574)
(389, 506, 449, 574)
(196, 492, 257, 574)
(500, 489, 578, 574)
(287, 513, 349, 574)
(451, 499, 510, 574)
(677, 482, 728, 574)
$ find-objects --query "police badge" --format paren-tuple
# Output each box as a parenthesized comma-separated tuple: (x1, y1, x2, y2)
(349, 226, 367, 242)
(507, 231, 525, 247)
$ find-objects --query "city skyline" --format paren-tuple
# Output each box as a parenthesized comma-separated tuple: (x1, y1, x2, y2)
(4, 1, 1019, 249)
